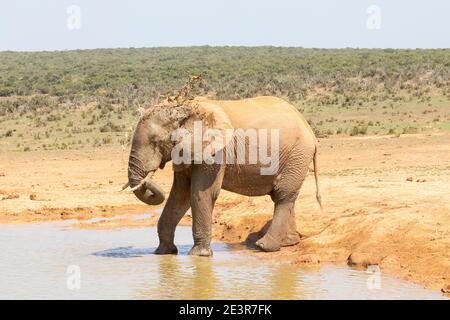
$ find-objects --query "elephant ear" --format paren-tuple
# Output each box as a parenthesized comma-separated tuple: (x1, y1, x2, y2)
(171, 101, 234, 171)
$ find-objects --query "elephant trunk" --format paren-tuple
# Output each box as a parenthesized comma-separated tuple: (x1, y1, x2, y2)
(128, 152, 165, 206)
(131, 172, 165, 206)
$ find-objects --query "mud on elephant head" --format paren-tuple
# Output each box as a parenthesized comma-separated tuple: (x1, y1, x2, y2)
(124, 80, 232, 206)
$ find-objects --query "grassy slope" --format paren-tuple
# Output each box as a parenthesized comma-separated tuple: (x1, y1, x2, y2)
(0, 47, 449, 152)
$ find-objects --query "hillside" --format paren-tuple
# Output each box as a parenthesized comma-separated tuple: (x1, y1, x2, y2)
(0, 47, 449, 152)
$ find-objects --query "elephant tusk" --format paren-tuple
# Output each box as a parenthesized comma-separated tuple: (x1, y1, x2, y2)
(120, 182, 130, 191)
(129, 181, 144, 192)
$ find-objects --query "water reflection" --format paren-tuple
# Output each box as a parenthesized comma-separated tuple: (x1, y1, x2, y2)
(191, 257, 217, 299)
(157, 256, 183, 299)
(269, 264, 301, 299)
(0, 223, 446, 300)
(151, 247, 219, 299)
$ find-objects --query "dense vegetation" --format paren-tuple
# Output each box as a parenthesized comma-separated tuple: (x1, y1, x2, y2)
(0, 47, 449, 151)
(1, 47, 449, 100)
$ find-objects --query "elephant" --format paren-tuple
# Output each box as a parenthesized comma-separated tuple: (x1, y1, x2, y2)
(125, 95, 321, 256)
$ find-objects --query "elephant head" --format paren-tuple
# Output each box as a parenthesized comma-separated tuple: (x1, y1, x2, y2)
(126, 98, 233, 206)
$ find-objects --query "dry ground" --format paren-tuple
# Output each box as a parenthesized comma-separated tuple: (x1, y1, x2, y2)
(0, 133, 449, 293)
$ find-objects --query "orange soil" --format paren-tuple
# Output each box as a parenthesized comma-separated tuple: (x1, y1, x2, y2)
(0, 133, 449, 294)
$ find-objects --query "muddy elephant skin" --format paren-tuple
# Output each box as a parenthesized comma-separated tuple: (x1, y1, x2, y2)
(127, 96, 321, 256)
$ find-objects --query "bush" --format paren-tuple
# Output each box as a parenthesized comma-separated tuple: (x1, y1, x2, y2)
(47, 114, 61, 122)
(99, 120, 122, 133)
(102, 136, 112, 144)
(402, 126, 419, 134)
(349, 125, 368, 136)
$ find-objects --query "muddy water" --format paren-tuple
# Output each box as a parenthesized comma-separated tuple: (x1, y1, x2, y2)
(0, 221, 446, 300)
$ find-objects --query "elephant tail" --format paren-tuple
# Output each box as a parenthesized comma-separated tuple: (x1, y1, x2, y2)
(313, 144, 322, 210)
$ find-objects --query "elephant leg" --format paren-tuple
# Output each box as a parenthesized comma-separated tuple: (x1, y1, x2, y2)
(155, 171, 191, 255)
(256, 145, 314, 251)
(188, 164, 225, 257)
(256, 147, 312, 252)
(281, 204, 301, 247)
(256, 200, 295, 252)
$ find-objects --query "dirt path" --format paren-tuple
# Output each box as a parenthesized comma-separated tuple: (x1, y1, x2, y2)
(1, 133, 449, 294)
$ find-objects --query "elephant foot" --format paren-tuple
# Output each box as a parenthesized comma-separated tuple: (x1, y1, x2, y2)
(188, 245, 213, 257)
(281, 231, 301, 247)
(154, 243, 178, 255)
(255, 233, 281, 252)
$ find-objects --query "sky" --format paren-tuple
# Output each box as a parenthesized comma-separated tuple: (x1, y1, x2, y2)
(0, 0, 449, 51)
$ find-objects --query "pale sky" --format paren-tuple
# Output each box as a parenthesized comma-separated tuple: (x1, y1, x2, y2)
(0, 0, 449, 51)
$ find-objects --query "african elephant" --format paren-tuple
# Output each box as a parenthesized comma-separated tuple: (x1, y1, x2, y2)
(125, 95, 321, 256)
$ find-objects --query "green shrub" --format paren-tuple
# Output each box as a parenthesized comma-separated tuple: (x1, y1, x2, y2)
(99, 120, 122, 133)
(349, 125, 368, 136)
(402, 126, 419, 134)
(102, 136, 112, 144)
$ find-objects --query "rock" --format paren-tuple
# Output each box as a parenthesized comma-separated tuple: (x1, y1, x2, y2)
(0, 172, 5, 177)
(441, 284, 450, 294)
(416, 179, 426, 183)
(296, 254, 321, 264)
(347, 252, 382, 268)
(30, 194, 37, 200)
(3, 193, 19, 200)
(406, 177, 413, 182)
